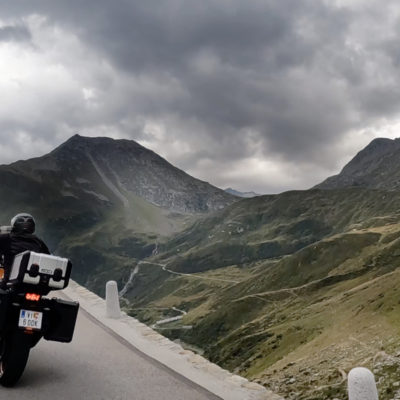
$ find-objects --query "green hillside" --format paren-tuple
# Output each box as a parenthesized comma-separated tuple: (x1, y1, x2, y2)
(4, 135, 400, 399)
(123, 187, 400, 400)
(152, 188, 400, 271)
(0, 135, 238, 294)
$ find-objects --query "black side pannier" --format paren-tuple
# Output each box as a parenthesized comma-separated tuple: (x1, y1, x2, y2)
(44, 298, 79, 343)
(0, 290, 11, 331)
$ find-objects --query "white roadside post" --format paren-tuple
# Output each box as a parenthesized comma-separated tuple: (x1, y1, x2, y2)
(106, 281, 121, 318)
(348, 367, 379, 400)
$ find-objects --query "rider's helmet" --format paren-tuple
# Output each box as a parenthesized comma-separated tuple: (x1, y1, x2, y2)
(11, 213, 36, 234)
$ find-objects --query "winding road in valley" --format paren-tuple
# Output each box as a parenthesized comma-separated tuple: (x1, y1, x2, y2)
(139, 260, 240, 284)
(118, 260, 239, 329)
(118, 260, 239, 303)
(150, 307, 188, 329)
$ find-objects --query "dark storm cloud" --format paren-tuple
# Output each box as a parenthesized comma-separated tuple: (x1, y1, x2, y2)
(62, 0, 358, 163)
(0, 25, 31, 43)
(0, 0, 400, 192)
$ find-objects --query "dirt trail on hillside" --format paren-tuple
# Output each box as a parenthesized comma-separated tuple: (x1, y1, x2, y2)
(140, 260, 240, 284)
(234, 266, 377, 303)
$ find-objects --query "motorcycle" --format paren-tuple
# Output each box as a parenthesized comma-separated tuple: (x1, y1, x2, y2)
(0, 246, 79, 387)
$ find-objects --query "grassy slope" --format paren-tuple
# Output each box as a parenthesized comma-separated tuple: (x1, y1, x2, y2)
(123, 188, 400, 400)
(154, 188, 400, 272)
(4, 156, 400, 399)
(0, 162, 195, 296)
(57, 194, 193, 296)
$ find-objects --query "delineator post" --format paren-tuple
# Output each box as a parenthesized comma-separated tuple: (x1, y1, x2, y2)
(106, 281, 121, 318)
(348, 367, 378, 400)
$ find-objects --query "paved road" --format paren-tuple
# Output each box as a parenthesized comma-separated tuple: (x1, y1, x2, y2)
(0, 307, 220, 400)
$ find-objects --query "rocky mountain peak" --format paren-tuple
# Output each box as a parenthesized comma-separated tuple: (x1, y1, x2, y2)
(53, 134, 147, 157)
(315, 137, 400, 190)
(11, 134, 237, 214)
(342, 138, 400, 172)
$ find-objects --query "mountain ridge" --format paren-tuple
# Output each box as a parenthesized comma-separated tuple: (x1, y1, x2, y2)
(7, 134, 236, 214)
(0, 133, 237, 288)
(316, 137, 400, 190)
(115, 136, 400, 399)
(3, 134, 400, 399)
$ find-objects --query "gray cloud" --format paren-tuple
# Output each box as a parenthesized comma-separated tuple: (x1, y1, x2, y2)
(0, 24, 31, 43)
(0, 0, 399, 192)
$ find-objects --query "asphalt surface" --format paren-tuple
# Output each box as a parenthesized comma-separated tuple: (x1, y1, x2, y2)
(0, 307, 221, 400)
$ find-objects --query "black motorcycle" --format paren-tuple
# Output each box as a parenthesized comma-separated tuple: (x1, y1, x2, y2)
(0, 249, 79, 386)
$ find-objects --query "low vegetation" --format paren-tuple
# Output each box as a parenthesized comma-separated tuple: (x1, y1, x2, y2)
(119, 188, 400, 399)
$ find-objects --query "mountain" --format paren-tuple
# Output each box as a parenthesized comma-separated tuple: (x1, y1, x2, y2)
(0, 134, 236, 286)
(151, 187, 400, 273)
(7, 134, 235, 214)
(224, 187, 260, 198)
(0, 134, 237, 233)
(5, 134, 400, 399)
(316, 137, 400, 190)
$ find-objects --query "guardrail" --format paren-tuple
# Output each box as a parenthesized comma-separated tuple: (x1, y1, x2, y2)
(106, 281, 382, 399)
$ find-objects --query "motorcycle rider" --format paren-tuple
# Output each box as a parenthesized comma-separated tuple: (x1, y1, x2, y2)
(0, 213, 50, 283)
(0, 214, 78, 388)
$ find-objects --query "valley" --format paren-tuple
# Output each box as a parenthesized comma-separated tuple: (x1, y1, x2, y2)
(112, 185, 400, 400)
(124, 215, 400, 400)
(2, 135, 400, 399)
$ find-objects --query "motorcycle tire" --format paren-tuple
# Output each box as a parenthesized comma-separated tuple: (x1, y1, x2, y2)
(0, 332, 30, 387)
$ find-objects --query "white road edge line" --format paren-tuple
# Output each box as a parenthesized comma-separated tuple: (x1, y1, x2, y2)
(63, 280, 284, 400)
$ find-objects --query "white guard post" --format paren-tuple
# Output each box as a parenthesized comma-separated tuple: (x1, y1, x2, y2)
(106, 281, 121, 318)
(348, 367, 379, 400)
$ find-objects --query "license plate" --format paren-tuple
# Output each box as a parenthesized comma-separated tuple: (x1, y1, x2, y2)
(18, 309, 43, 330)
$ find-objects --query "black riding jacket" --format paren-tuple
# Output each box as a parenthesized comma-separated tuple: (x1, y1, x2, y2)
(0, 232, 50, 278)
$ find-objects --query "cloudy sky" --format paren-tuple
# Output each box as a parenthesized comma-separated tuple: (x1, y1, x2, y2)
(1, 0, 400, 194)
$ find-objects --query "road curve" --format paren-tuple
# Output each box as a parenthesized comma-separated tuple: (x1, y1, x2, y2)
(0, 307, 220, 400)
(139, 261, 240, 284)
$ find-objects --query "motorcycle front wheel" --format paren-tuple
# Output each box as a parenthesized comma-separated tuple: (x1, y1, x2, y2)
(0, 331, 30, 387)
